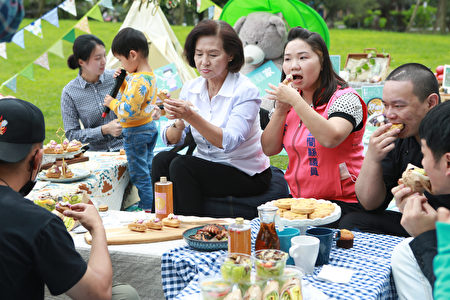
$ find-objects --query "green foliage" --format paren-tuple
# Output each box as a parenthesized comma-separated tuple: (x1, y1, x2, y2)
(403, 4, 437, 29)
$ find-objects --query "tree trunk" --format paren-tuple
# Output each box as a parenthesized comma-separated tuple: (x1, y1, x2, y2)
(406, 0, 421, 32)
(435, 0, 447, 33)
(37, 0, 46, 18)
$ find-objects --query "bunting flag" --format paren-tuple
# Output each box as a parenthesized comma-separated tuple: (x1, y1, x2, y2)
(20, 65, 35, 81)
(25, 19, 44, 38)
(75, 16, 91, 33)
(59, 0, 77, 17)
(63, 29, 76, 43)
(11, 30, 25, 48)
(213, 5, 222, 20)
(42, 8, 59, 28)
(197, 0, 215, 13)
(3, 76, 17, 92)
(48, 40, 64, 58)
(0, 43, 6, 59)
(87, 5, 104, 22)
(34, 52, 50, 70)
(99, 0, 114, 10)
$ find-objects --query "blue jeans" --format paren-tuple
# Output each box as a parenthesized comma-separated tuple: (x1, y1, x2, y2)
(122, 122, 158, 210)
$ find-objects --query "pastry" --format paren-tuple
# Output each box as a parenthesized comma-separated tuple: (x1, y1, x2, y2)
(119, 149, 126, 155)
(388, 123, 404, 132)
(55, 201, 72, 214)
(46, 164, 61, 178)
(282, 74, 293, 85)
(128, 220, 147, 232)
(98, 204, 109, 212)
(162, 213, 180, 228)
(291, 198, 316, 214)
(67, 140, 82, 152)
(43, 145, 55, 154)
(282, 210, 307, 220)
(53, 144, 64, 154)
(336, 229, 354, 249)
(61, 162, 73, 178)
(399, 163, 432, 194)
(145, 217, 163, 230)
(157, 89, 171, 101)
(274, 198, 293, 210)
(62, 138, 69, 150)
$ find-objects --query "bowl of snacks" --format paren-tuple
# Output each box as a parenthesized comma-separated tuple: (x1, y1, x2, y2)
(254, 249, 288, 279)
(199, 276, 232, 300)
(220, 253, 253, 284)
(183, 224, 228, 251)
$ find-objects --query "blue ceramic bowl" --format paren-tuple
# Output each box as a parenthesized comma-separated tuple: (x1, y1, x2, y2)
(183, 225, 228, 251)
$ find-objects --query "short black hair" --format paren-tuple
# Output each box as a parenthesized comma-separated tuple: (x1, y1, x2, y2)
(67, 34, 104, 69)
(184, 20, 244, 73)
(281, 27, 347, 107)
(386, 63, 441, 103)
(111, 27, 149, 59)
(419, 101, 450, 162)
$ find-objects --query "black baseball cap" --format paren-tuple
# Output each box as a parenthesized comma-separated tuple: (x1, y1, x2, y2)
(0, 98, 45, 163)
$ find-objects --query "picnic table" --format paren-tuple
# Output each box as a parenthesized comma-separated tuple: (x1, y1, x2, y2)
(162, 219, 404, 300)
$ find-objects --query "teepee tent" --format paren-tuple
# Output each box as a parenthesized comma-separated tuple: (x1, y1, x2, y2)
(219, 0, 330, 48)
(106, 0, 196, 96)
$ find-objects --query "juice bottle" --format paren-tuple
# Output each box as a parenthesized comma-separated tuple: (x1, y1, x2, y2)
(228, 217, 251, 255)
(154, 177, 173, 219)
(255, 206, 280, 251)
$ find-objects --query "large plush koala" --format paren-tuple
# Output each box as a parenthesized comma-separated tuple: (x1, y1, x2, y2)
(234, 12, 287, 75)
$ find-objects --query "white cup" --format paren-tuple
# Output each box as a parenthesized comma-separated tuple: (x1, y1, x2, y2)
(289, 235, 320, 274)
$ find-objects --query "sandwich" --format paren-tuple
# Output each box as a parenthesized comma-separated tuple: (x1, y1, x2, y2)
(262, 280, 279, 300)
(399, 163, 432, 194)
(243, 285, 262, 300)
(280, 278, 302, 300)
(388, 123, 404, 132)
(224, 289, 243, 300)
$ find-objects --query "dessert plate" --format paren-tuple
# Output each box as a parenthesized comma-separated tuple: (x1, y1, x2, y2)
(38, 169, 91, 183)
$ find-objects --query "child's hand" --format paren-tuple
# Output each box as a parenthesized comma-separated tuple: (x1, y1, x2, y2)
(152, 106, 161, 120)
(104, 95, 113, 107)
(114, 68, 124, 78)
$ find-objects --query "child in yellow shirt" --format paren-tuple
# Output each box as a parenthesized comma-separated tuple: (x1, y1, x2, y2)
(104, 27, 160, 211)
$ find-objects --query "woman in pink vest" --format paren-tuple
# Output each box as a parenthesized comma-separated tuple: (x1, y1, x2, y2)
(261, 27, 367, 216)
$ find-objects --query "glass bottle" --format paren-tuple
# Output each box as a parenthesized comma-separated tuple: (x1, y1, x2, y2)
(255, 206, 280, 251)
(155, 177, 173, 219)
(228, 217, 251, 255)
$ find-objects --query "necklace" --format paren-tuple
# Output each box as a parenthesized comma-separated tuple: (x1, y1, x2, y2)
(0, 177, 10, 187)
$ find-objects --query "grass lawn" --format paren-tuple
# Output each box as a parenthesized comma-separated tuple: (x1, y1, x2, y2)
(1, 19, 449, 170)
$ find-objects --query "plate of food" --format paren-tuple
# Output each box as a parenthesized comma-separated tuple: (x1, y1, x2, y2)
(38, 168, 91, 183)
(183, 224, 228, 251)
(266, 198, 342, 229)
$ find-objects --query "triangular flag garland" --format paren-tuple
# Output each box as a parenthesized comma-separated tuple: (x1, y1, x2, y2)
(59, 0, 77, 17)
(63, 29, 76, 43)
(3, 76, 17, 93)
(20, 65, 35, 81)
(75, 16, 91, 33)
(87, 5, 104, 22)
(99, 0, 114, 10)
(42, 8, 60, 28)
(25, 19, 44, 39)
(11, 30, 25, 48)
(0, 43, 7, 59)
(198, 0, 215, 13)
(213, 5, 222, 20)
(0, 1, 109, 93)
(34, 52, 50, 70)
(48, 40, 65, 59)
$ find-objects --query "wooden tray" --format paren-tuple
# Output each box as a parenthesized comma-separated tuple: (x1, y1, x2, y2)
(41, 155, 89, 170)
(345, 48, 391, 82)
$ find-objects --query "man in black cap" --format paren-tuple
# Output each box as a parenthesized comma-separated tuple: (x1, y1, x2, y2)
(0, 98, 139, 299)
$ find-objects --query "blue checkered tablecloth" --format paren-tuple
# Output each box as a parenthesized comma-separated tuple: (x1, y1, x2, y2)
(161, 219, 404, 300)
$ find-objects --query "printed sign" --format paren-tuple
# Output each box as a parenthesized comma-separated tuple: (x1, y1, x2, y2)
(330, 55, 341, 74)
(361, 85, 384, 116)
(154, 63, 183, 92)
(443, 65, 450, 89)
(246, 60, 282, 98)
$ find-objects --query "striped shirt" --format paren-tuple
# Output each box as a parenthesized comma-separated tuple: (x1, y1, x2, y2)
(61, 69, 123, 152)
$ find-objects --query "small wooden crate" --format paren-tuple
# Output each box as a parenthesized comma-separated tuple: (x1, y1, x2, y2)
(344, 48, 391, 82)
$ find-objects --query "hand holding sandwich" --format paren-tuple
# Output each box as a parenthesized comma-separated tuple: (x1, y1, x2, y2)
(63, 203, 104, 233)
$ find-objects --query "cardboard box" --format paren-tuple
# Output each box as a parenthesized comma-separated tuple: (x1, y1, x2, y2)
(344, 48, 391, 82)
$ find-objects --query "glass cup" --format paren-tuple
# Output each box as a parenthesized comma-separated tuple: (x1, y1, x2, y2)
(254, 249, 288, 279)
(219, 253, 253, 284)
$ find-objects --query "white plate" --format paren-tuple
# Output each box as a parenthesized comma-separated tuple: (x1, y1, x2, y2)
(43, 148, 83, 159)
(38, 168, 91, 183)
(265, 199, 342, 229)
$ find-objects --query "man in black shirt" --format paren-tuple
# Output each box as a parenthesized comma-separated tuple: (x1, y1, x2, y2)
(339, 63, 447, 236)
(0, 98, 138, 299)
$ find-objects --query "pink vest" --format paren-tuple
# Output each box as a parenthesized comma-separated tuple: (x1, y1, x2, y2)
(283, 87, 367, 203)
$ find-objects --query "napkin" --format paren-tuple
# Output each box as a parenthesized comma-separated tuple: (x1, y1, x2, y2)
(317, 265, 355, 284)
